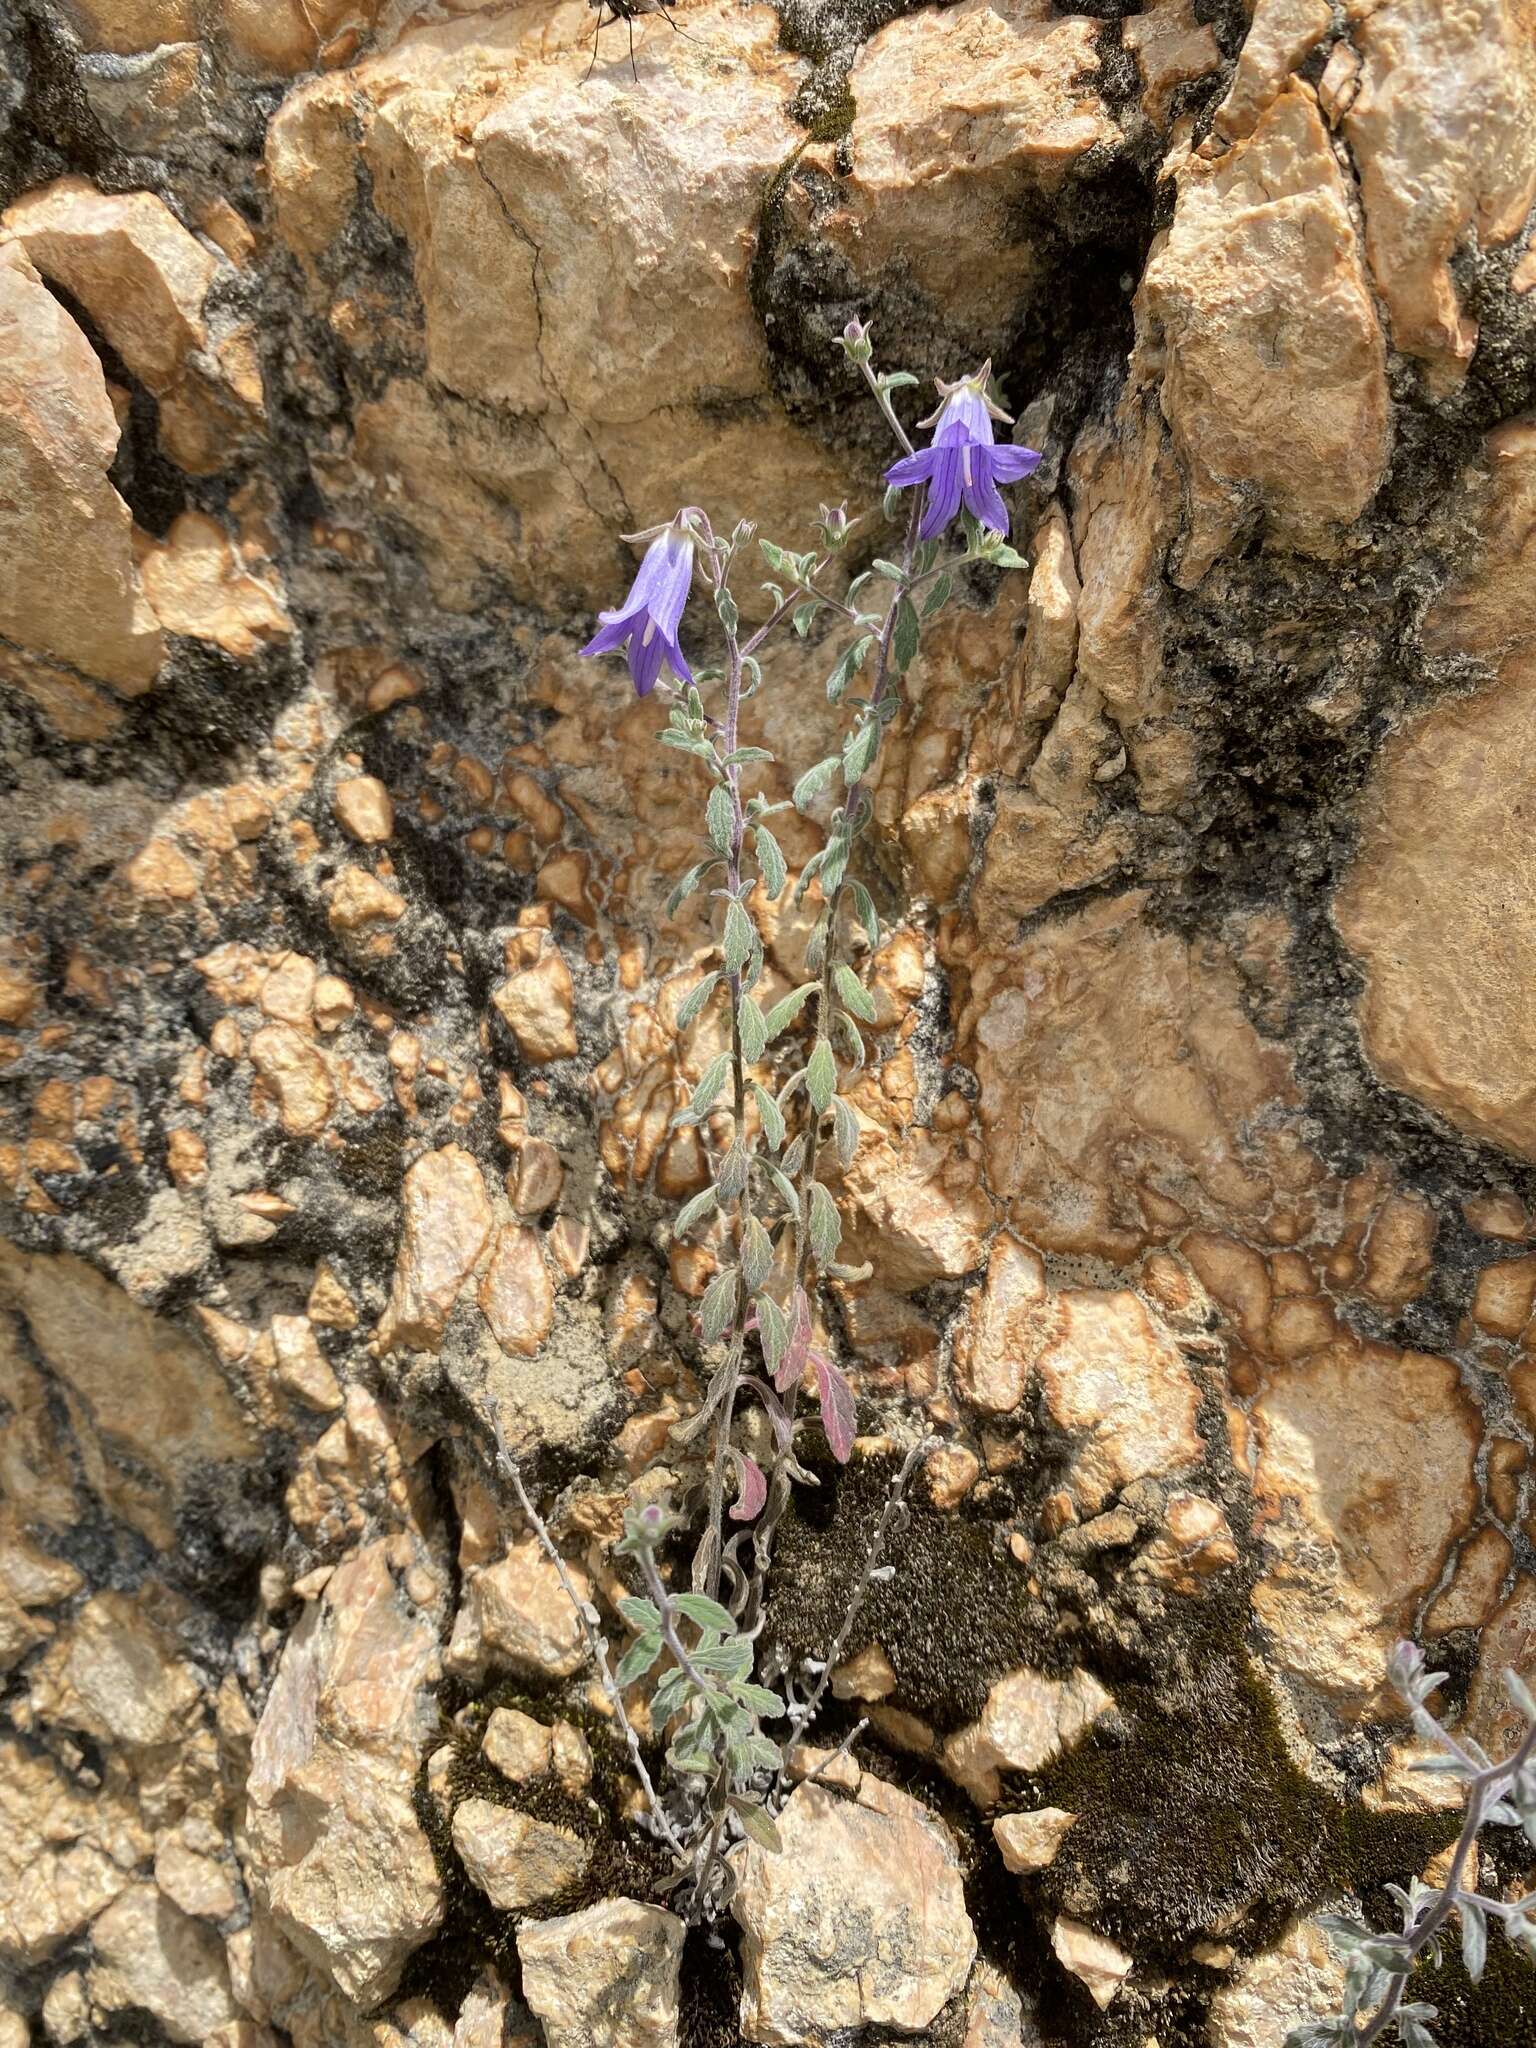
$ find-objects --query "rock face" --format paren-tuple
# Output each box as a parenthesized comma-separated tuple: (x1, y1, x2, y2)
(5, 3, 1536, 2046)
(516, 1898, 685, 2048)
(731, 1779, 977, 2043)
(244, 1536, 447, 2005)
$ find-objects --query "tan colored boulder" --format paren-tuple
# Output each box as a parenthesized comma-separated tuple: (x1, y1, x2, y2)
(517, 1897, 685, 2048)
(731, 1778, 976, 2043)
(0, 243, 163, 700)
(245, 1536, 446, 2006)
(1137, 84, 1389, 585)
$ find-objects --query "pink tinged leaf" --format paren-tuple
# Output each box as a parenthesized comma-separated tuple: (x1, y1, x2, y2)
(775, 1286, 814, 1393)
(728, 1450, 768, 1522)
(814, 1356, 857, 1463)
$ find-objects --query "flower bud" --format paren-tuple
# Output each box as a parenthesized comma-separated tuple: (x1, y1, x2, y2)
(838, 316, 873, 364)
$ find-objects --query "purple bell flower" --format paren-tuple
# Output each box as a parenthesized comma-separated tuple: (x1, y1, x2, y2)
(884, 364, 1042, 542)
(580, 522, 696, 697)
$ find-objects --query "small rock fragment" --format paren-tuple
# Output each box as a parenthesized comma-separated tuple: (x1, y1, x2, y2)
(493, 942, 578, 1064)
(446, 1537, 588, 1680)
(451, 1798, 590, 1911)
(269, 1315, 343, 1412)
(482, 1706, 552, 1783)
(517, 1897, 685, 2048)
(944, 1666, 1115, 1805)
(993, 1807, 1078, 1874)
(333, 774, 395, 844)
(1051, 1916, 1132, 2011)
(87, 1884, 238, 2043)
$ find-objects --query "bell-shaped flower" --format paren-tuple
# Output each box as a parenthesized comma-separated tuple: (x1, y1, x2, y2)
(884, 364, 1041, 541)
(580, 521, 696, 696)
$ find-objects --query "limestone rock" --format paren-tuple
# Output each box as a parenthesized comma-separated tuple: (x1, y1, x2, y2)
(1250, 1340, 1479, 1718)
(1138, 84, 1389, 583)
(0, 243, 163, 702)
(87, 1883, 239, 2044)
(994, 1807, 1078, 1875)
(451, 1798, 590, 1911)
(818, 1, 1118, 358)
(1343, 0, 1536, 391)
(378, 1144, 492, 1353)
(516, 1897, 685, 2048)
(478, 1223, 554, 1358)
(445, 1536, 588, 1681)
(944, 1666, 1114, 1806)
(0, 1243, 253, 1546)
(482, 1705, 553, 1783)
(1336, 421, 1536, 1160)
(1051, 1916, 1132, 2011)
(1035, 1288, 1204, 1512)
(731, 1779, 977, 2043)
(1206, 1916, 1349, 2048)
(245, 1536, 446, 2006)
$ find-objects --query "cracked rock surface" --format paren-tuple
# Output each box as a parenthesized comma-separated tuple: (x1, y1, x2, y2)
(3, 2, 1536, 2045)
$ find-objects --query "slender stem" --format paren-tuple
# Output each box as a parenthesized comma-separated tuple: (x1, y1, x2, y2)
(488, 1416, 684, 1857)
(1356, 1717, 1536, 2046)
(636, 1545, 718, 1698)
(858, 358, 916, 457)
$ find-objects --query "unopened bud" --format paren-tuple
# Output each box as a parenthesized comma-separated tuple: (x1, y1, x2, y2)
(838, 316, 873, 365)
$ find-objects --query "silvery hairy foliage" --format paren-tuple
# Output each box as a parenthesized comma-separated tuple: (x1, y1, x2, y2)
(488, 321, 1042, 1920)
(1287, 1642, 1536, 2048)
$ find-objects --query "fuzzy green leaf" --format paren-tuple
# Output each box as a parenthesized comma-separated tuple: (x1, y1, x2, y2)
(730, 1681, 784, 1719)
(843, 719, 878, 786)
(667, 859, 719, 918)
(756, 1293, 789, 1376)
(832, 1094, 859, 1169)
(742, 1215, 773, 1294)
(835, 963, 878, 1023)
(673, 1592, 737, 1634)
(849, 881, 880, 949)
(806, 1037, 836, 1114)
(752, 1082, 787, 1153)
(618, 1596, 661, 1632)
(724, 898, 755, 975)
(676, 1051, 731, 1127)
(793, 756, 840, 813)
(738, 995, 768, 1063)
(808, 1181, 842, 1264)
(699, 1267, 739, 1344)
(677, 971, 721, 1029)
(674, 1184, 719, 1239)
(755, 825, 787, 899)
(706, 783, 734, 855)
(717, 1140, 749, 1201)
(921, 571, 952, 618)
(760, 1157, 800, 1212)
(891, 595, 920, 673)
(764, 982, 816, 1039)
(615, 1634, 662, 1685)
(729, 1797, 784, 1852)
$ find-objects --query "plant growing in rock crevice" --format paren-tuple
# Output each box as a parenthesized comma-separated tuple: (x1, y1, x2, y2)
(491, 320, 1040, 1918)
(1287, 1643, 1536, 2048)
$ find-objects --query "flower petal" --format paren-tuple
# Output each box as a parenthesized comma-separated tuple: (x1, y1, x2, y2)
(989, 443, 1043, 483)
(628, 620, 668, 697)
(629, 527, 695, 636)
(919, 444, 963, 540)
(884, 445, 941, 487)
(962, 455, 1011, 537)
(580, 615, 634, 658)
(660, 631, 694, 687)
(935, 383, 994, 449)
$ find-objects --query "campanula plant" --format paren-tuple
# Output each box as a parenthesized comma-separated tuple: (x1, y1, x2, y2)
(497, 322, 1040, 1921)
